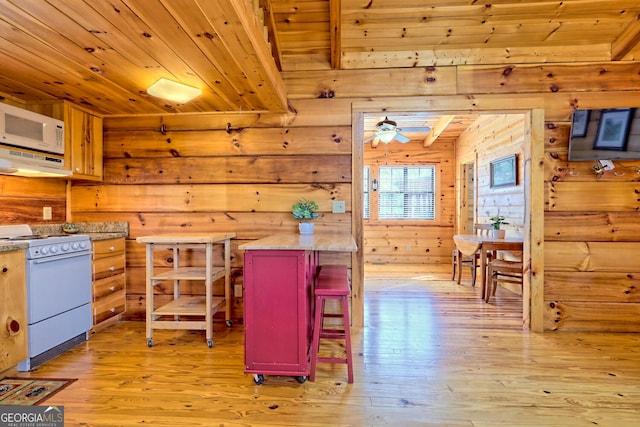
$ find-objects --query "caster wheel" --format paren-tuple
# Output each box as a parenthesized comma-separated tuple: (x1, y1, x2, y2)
(207, 339, 213, 348)
(253, 374, 264, 385)
(147, 338, 153, 347)
(226, 320, 233, 327)
(295, 376, 307, 384)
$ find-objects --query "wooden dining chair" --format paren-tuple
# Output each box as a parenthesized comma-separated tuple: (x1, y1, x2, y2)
(485, 258, 523, 303)
(451, 224, 493, 286)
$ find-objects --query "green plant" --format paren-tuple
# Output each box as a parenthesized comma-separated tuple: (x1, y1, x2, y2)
(489, 215, 508, 230)
(292, 198, 319, 221)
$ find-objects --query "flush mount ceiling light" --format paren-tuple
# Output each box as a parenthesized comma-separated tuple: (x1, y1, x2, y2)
(147, 78, 202, 103)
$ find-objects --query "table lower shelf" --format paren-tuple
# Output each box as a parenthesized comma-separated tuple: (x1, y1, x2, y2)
(151, 295, 225, 318)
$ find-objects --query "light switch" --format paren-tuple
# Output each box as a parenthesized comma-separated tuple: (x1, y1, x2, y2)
(332, 200, 346, 214)
(43, 206, 52, 220)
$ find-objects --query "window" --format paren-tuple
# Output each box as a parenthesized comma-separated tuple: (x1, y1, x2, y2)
(377, 166, 436, 220)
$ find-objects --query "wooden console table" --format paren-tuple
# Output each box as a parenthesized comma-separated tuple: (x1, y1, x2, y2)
(136, 232, 235, 348)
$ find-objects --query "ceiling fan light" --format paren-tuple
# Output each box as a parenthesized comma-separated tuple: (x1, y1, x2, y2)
(147, 78, 202, 103)
(378, 130, 396, 143)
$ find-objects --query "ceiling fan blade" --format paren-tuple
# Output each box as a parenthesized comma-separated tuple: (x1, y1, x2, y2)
(398, 126, 431, 133)
(395, 133, 411, 143)
(364, 134, 377, 143)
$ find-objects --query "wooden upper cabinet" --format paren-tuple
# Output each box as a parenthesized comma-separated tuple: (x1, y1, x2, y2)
(24, 100, 104, 181)
(64, 103, 103, 181)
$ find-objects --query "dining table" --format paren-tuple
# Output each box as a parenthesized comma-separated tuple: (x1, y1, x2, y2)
(453, 234, 524, 300)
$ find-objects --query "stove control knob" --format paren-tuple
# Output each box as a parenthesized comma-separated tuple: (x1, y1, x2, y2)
(61, 244, 70, 252)
(71, 242, 79, 250)
(40, 247, 48, 255)
(49, 245, 58, 253)
(79, 241, 89, 250)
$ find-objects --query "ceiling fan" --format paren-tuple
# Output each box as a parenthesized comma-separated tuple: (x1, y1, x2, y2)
(364, 116, 431, 144)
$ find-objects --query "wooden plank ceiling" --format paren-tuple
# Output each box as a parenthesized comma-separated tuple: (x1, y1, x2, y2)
(0, 0, 638, 137)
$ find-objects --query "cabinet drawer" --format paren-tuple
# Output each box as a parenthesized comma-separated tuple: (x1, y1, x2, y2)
(93, 290, 125, 324)
(93, 274, 125, 300)
(93, 238, 125, 259)
(93, 255, 125, 280)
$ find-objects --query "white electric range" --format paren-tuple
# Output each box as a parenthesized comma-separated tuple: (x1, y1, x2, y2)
(0, 224, 92, 371)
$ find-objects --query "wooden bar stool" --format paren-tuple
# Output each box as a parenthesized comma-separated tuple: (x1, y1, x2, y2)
(309, 266, 354, 383)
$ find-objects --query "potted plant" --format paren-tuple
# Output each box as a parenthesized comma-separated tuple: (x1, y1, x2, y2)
(292, 198, 319, 234)
(489, 215, 508, 239)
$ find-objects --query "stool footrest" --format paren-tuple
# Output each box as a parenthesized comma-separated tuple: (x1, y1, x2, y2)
(320, 329, 346, 339)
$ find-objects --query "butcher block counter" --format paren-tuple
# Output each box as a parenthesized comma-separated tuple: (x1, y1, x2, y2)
(136, 232, 235, 348)
(239, 231, 356, 384)
(238, 232, 357, 252)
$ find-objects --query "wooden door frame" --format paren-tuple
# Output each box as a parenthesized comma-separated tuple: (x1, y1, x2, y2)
(351, 96, 545, 332)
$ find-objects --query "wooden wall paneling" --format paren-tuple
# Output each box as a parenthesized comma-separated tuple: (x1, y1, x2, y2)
(103, 155, 352, 184)
(545, 272, 640, 303)
(544, 212, 640, 241)
(0, 176, 67, 224)
(544, 241, 640, 272)
(70, 184, 351, 212)
(103, 126, 353, 158)
(546, 182, 640, 211)
(72, 212, 352, 241)
(457, 62, 640, 95)
(282, 68, 457, 99)
(543, 302, 640, 332)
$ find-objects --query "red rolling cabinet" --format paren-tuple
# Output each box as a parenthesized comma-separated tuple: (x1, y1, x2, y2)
(243, 249, 318, 384)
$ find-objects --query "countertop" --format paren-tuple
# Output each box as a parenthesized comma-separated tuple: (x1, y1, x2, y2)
(0, 222, 129, 252)
(239, 232, 357, 252)
(136, 232, 236, 244)
(0, 241, 27, 253)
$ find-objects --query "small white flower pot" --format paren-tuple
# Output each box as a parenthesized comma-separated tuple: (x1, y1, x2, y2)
(491, 229, 506, 239)
(299, 222, 315, 235)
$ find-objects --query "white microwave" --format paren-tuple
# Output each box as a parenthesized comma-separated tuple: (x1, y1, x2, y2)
(0, 103, 64, 155)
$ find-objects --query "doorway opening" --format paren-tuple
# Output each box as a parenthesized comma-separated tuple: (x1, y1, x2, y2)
(351, 103, 544, 330)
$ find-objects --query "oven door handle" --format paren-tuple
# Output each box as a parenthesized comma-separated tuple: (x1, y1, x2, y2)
(31, 251, 90, 264)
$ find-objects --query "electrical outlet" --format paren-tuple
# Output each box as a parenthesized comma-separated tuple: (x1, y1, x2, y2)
(332, 200, 346, 214)
(43, 206, 52, 220)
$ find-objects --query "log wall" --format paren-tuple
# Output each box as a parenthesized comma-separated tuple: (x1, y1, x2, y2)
(72, 108, 354, 323)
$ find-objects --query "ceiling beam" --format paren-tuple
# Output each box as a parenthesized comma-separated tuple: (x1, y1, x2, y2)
(612, 13, 640, 60)
(424, 115, 455, 147)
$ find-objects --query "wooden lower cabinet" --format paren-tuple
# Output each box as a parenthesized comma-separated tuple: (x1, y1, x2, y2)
(0, 250, 27, 371)
(91, 238, 126, 333)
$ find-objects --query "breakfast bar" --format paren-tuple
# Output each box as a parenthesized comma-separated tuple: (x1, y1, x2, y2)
(239, 232, 357, 384)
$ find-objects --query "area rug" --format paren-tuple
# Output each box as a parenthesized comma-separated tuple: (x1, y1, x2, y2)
(0, 377, 76, 406)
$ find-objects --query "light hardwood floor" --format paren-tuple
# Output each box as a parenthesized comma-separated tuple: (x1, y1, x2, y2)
(12, 266, 640, 426)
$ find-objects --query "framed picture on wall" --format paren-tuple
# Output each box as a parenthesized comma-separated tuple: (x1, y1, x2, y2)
(490, 154, 517, 189)
(593, 108, 634, 151)
(571, 109, 590, 138)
